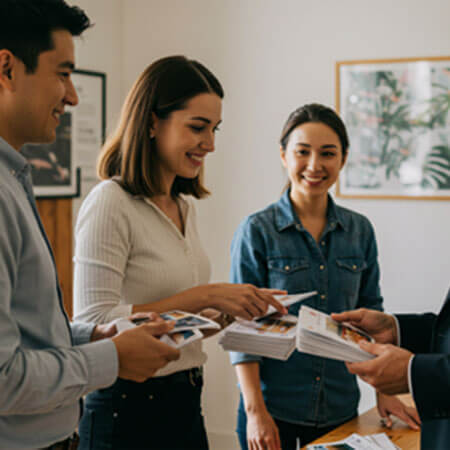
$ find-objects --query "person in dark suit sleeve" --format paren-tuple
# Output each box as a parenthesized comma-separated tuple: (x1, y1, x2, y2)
(332, 288, 450, 449)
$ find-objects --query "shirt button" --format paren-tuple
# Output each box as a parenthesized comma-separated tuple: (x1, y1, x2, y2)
(319, 265, 325, 270)
(113, 412, 118, 418)
(284, 265, 290, 271)
(320, 294, 326, 300)
(321, 241, 326, 246)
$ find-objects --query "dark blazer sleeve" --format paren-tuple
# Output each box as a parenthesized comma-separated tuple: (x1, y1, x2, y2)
(396, 305, 450, 421)
(396, 313, 436, 353)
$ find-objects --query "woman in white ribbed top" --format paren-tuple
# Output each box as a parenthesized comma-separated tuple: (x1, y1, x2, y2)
(74, 56, 286, 450)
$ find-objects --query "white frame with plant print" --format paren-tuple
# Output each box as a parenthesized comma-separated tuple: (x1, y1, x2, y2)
(336, 56, 450, 200)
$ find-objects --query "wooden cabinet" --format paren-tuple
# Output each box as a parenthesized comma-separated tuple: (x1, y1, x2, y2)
(36, 199, 73, 318)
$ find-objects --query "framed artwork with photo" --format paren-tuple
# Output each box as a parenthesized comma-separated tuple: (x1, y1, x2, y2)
(336, 56, 450, 200)
(22, 69, 106, 198)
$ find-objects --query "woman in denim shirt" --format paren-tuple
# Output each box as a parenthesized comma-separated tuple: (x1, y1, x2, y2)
(229, 104, 421, 450)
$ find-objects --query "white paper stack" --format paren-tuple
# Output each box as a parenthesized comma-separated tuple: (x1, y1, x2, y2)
(219, 313, 298, 360)
(307, 432, 400, 449)
(219, 292, 317, 360)
(296, 305, 374, 363)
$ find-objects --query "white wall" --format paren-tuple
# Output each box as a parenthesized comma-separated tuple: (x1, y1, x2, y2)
(74, 1, 450, 448)
(68, 0, 124, 216)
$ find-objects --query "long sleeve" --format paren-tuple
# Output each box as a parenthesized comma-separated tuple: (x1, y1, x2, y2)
(356, 220, 383, 311)
(229, 216, 266, 365)
(0, 186, 118, 416)
(397, 311, 450, 421)
(73, 182, 133, 323)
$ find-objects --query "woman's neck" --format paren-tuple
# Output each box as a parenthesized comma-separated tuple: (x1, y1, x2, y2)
(290, 190, 328, 221)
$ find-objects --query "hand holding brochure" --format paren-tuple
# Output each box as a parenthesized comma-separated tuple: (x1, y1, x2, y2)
(296, 305, 374, 362)
(115, 310, 220, 349)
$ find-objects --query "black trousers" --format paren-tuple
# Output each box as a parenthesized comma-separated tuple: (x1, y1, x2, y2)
(78, 368, 208, 450)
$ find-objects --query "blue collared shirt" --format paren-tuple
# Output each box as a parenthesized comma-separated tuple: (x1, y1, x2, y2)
(229, 190, 383, 426)
(0, 137, 118, 449)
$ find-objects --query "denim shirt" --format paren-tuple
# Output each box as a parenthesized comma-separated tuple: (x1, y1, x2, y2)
(229, 190, 383, 426)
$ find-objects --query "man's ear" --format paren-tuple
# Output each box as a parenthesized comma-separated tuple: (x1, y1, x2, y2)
(0, 50, 17, 91)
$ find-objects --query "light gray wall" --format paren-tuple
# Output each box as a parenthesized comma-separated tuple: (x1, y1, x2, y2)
(73, 1, 450, 447)
(69, 0, 123, 216)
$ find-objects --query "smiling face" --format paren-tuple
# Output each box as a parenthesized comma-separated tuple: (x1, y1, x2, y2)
(151, 92, 222, 190)
(0, 29, 78, 149)
(281, 122, 346, 202)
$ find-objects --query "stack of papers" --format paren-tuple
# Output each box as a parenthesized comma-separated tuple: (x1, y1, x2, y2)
(219, 314, 298, 360)
(219, 292, 317, 360)
(296, 305, 374, 362)
(115, 310, 220, 348)
(307, 432, 399, 449)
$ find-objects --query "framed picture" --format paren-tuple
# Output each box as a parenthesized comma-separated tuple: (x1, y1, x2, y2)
(22, 69, 106, 198)
(336, 56, 450, 199)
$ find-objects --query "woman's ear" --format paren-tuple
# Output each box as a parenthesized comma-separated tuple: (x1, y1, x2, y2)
(150, 112, 159, 139)
(280, 145, 287, 168)
(341, 149, 348, 168)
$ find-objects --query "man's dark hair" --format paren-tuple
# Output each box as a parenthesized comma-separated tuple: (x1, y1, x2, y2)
(0, 0, 91, 73)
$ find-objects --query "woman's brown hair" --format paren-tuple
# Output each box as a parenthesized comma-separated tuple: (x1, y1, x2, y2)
(97, 55, 224, 198)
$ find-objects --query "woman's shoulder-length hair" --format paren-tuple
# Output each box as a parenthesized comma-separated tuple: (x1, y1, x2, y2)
(97, 55, 224, 199)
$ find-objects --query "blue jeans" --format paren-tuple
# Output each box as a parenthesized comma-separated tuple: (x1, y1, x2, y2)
(236, 397, 351, 450)
(78, 368, 208, 450)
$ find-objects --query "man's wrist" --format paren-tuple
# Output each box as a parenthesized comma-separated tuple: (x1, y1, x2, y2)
(390, 314, 401, 345)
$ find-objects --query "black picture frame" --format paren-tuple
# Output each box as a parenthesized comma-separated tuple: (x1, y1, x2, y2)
(22, 69, 106, 198)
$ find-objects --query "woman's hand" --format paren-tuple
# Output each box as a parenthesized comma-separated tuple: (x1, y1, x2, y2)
(247, 408, 282, 450)
(199, 283, 287, 320)
(376, 392, 421, 430)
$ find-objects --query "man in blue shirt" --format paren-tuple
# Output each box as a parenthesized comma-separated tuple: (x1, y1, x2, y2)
(0, 1, 179, 449)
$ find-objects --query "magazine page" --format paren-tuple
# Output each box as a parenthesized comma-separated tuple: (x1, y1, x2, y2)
(159, 310, 221, 332)
(307, 433, 382, 450)
(260, 291, 318, 318)
(299, 306, 374, 349)
(229, 314, 298, 338)
(160, 329, 203, 348)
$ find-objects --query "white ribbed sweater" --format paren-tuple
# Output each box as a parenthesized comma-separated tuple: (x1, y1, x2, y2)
(73, 180, 211, 376)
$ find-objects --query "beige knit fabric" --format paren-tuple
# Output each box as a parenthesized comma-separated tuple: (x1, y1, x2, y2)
(73, 180, 211, 376)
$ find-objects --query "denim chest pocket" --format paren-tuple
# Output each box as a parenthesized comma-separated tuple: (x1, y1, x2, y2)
(267, 257, 311, 292)
(336, 258, 367, 309)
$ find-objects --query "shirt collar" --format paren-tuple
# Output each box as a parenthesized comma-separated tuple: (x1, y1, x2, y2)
(274, 189, 348, 232)
(0, 136, 28, 177)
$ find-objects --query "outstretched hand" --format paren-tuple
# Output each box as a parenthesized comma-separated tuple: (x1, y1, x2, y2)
(346, 341, 413, 395)
(376, 392, 421, 430)
(206, 283, 288, 320)
(331, 308, 398, 344)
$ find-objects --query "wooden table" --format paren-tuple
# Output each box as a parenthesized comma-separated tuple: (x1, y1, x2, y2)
(304, 396, 420, 449)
